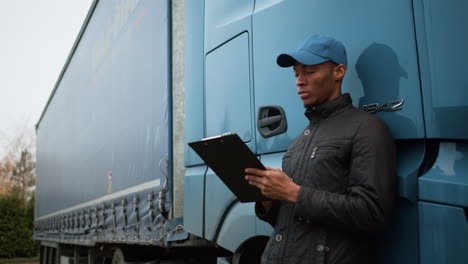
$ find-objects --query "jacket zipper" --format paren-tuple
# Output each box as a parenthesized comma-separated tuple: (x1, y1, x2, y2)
(311, 144, 341, 159)
(311, 147, 318, 159)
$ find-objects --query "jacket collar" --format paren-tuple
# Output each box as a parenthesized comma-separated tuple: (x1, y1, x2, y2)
(304, 93, 352, 123)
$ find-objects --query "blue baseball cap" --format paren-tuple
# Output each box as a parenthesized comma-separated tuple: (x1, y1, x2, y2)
(277, 34, 347, 68)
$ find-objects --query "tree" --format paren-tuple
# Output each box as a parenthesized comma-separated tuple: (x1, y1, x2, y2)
(0, 158, 14, 195)
(0, 125, 35, 198)
(0, 125, 38, 258)
(11, 149, 35, 199)
(0, 192, 37, 258)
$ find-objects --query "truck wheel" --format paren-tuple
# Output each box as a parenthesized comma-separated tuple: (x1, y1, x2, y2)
(232, 236, 269, 264)
(111, 247, 162, 264)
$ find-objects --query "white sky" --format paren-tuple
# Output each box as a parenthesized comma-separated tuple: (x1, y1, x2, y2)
(0, 0, 93, 156)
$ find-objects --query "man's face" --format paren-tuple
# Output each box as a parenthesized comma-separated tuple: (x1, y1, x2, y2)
(293, 61, 344, 107)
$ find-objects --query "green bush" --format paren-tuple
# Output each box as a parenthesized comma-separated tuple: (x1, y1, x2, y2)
(0, 192, 38, 258)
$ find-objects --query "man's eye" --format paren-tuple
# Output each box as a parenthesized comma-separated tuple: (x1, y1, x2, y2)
(306, 71, 315, 74)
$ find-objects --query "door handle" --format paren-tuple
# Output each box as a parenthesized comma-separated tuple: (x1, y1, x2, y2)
(259, 115, 282, 127)
(257, 105, 287, 138)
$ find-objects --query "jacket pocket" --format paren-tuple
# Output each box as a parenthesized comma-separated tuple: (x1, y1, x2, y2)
(306, 142, 350, 192)
(310, 143, 343, 159)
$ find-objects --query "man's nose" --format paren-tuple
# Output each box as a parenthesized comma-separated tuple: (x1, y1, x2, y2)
(296, 74, 306, 87)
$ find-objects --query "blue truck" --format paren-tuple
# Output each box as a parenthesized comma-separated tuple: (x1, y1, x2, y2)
(34, 0, 468, 263)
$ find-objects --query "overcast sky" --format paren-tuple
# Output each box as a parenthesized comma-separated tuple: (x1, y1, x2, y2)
(0, 0, 93, 156)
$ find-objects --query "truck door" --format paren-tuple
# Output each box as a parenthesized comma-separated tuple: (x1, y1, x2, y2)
(183, 0, 257, 242)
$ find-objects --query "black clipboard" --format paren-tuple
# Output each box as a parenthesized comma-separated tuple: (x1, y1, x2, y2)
(188, 133, 267, 203)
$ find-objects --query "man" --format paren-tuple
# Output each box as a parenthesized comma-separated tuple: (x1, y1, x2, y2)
(245, 35, 396, 264)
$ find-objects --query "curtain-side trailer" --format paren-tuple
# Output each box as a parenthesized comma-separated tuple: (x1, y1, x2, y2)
(35, 1, 468, 263)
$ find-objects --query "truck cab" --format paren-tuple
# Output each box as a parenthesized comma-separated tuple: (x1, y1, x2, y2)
(34, 0, 468, 263)
(183, 0, 468, 263)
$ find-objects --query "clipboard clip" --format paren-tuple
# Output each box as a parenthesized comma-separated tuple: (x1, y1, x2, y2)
(202, 132, 233, 141)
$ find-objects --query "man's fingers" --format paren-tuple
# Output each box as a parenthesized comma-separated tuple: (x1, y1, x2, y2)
(247, 179, 258, 188)
(245, 167, 264, 175)
(245, 175, 262, 184)
(248, 180, 267, 195)
(246, 177, 275, 198)
(246, 175, 270, 192)
(265, 166, 282, 172)
(246, 178, 265, 192)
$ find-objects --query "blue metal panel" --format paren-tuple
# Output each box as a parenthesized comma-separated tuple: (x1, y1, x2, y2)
(204, 168, 237, 240)
(396, 141, 426, 201)
(370, 142, 425, 264)
(216, 202, 257, 252)
(205, 33, 253, 142)
(199, 1, 258, 242)
(255, 217, 274, 238)
(373, 199, 419, 264)
(419, 202, 468, 264)
(419, 142, 468, 208)
(215, 201, 273, 252)
(203, 27, 257, 241)
(204, 0, 254, 52)
(184, 0, 205, 166)
(413, 0, 468, 139)
(35, 0, 170, 218)
(205, 154, 279, 251)
(252, 0, 424, 155)
(183, 166, 207, 238)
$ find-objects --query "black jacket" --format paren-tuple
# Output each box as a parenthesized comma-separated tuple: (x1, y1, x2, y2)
(256, 93, 396, 264)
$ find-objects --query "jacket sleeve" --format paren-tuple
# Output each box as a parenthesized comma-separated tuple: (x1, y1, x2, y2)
(255, 200, 281, 227)
(293, 116, 396, 235)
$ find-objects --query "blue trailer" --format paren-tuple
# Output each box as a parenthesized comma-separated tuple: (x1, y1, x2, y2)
(35, 0, 468, 263)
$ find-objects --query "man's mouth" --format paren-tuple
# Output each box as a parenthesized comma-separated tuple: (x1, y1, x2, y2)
(298, 91, 310, 99)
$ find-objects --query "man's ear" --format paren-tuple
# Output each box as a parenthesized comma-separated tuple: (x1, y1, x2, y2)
(334, 64, 346, 81)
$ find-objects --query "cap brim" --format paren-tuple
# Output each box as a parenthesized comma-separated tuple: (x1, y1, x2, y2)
(277, 51, 329, 67)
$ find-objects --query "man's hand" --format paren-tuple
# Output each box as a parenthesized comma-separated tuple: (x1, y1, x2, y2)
(245, 167, 300, 203)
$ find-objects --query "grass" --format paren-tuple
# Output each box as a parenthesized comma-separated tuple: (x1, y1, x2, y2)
(0, 257, 39, 264)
